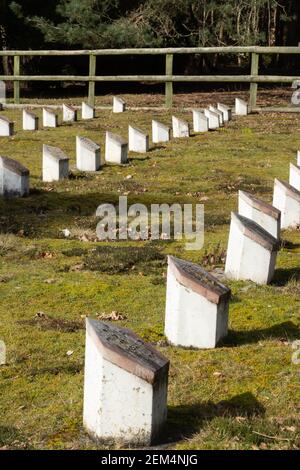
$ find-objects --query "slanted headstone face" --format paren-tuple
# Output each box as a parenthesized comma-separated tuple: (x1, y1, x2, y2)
(83, 318, 169, 445)
(43, 108, 58, 128)
(238, 190, 281, 240)
(0, 156, 30, 197)
(105, 132, 128, 164)
(23, 109, 39, 131)
(204, 109, 220, 130)
(42, 145, 69, 182)
(235, 98, 249, 116)
(0, 340, 6, 365)
(0, 81, 6, 104)
(273, 178, 300, 229)
(217, 103, 232, 122)
(165, 256, 231, 349)
(289, 162, 300, 192)
(0, 116, 14, 136)
(113, 97, 126, 113)
(225, 212, 279, 284)
(128, 126, 149, 153)
(192, 110, 209, 133)
(172, 116, 190, 138)
(82, 102, 95, 120)
(152, 120, 171, 143)
(209, 106, 224, 126)
(76, 136, 101, 171)
(63, 104, 77, 122)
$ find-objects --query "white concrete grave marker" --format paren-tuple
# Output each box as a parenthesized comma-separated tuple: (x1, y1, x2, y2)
(289, 163, 300, 192)
(82, 102, 95, 120)
(63, 104, 77, 122)
(297, 150, 300, 166)
(0, 340, 6, 365)
(209, 106, 224, 126)
(23, 109, 39, 131)
(76, 136, 101, 172)
(83, 318, 169, 445)
(192, 109, 209, 133)
(113, 96, 126, 113)
(0, 156, 30, 197)
(42, 145, 69, 182)
(238, 190, 281, 240)
(105, 132, 128, 164)
(0, 81, 6, 104)
(204, 109, 220, 130)
(172, 116, 190, 138)
(235, 98, 249, 116)
(225, 212, 279, 284)
(128, 126, 149, 153)
(217, 103, 232, 122)
(0, 116, 14, 136)
(43, 108, 58, 128)
(165, 256, 231, 349)
(152, 120, 171, 143)
(273, 178, 300, 229)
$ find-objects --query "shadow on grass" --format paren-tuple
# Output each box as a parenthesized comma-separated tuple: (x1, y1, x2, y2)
(155, 392, 264, 446)
(222, 321, 300, 347)
(0, 426, 29, 449)
(272, 267, 300, 286)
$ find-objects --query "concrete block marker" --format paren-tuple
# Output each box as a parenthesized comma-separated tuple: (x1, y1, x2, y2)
(289, 162, 300, 192)
(225, 212, 279, 284)
(152, 120, 171, 143)
(63, 104, 77, 122)
(128, 126, 149, 153)
(209, 106, 224, 126)
(273, 178, 300, 229)
(0, 156, 29, 197)
(172, 116, 190, 138)
(238, 190, 281, 240)
(165, 256, 231, 349)
(23, 109, 39, 131)
(82, 102, 95, 120)
(0, 340, 6, 365)
(105, 132, 128, 164)
(0, 80, 6, 104)
(204, 109, 220, 130)
(297, 150, 300, 166)
(192, 110, 209, 133)
(235, 98, 249, 116)
(43, 108, 58, 128)
(0, 116, 14, 136)
(217, 103, 232, 122)
(42, 145, 69, 182)
(113, 96, 126, 113)
(76, 136, 101, 172)
(83, 318, 169, 445)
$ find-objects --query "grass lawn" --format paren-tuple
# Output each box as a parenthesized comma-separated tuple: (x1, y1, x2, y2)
(0, 104, 300, 450)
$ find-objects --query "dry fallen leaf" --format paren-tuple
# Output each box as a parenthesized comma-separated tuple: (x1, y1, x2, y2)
(97, 311, 127, 321)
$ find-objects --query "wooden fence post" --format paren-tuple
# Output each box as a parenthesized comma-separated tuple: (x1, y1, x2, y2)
(88, 54, 96, 106)
(14, 55, 20, 104)
(250, 52, 259, 110)
(165, 53, 173, 108)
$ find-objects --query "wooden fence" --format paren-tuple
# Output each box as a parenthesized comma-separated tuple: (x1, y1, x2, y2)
(1, 46, 300, 109)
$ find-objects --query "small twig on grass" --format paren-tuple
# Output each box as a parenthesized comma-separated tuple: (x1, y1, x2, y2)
(253, 431, 291, 442)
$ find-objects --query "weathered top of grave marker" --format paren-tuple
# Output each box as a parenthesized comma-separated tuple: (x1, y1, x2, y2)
(152, 120, 170, 130)
(44, 107, 57, 115)
(0, 115, 11, 123)
(63, 104, 76, 111)
(106, 132, 127, 146)
(43, 145, 69, 161)
(290, 162, 300, 175)
(77, 136, 100, 151)
(232, 212, 279, 252)
(239, 190, 281, 220)
(86, 318, 169, 385)
(275, 178, 300, 202)
(24, 109, 37, 118)
(129, 125, 147, 136)
(0, 156, 29, 176)
(168, 256, 231, 304)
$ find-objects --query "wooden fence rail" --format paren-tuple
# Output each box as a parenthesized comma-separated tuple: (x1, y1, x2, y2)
(0, 46, 300, 109)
